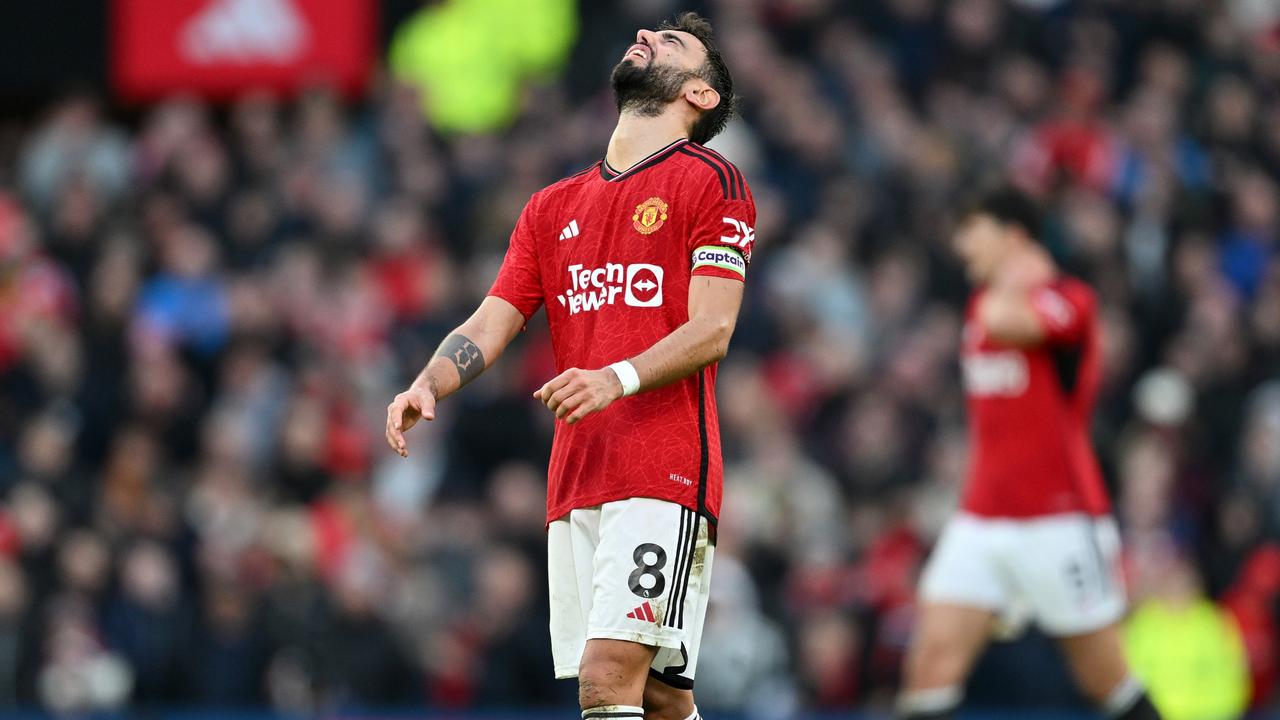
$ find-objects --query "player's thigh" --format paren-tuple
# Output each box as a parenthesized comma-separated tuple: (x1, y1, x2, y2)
(648, 511, 713, 694)
(586, 498, 700, 649)
(918, 514, 1010, 614)
(549, 508, 603, 680)
(909, 515, 1007, 688)
(1008, 515, 1126, 637)
(580, 498, 704, 706)
(1056, 622, 1132, 704)
(905, 602, 997, 690)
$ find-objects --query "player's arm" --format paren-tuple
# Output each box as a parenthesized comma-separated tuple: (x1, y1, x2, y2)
(535, 275, 743, 425)
(978, 248, 1056, 346)
(389, 191, 545, 455)
(979, 285, 1047, 346)
(626, 274, 743, 387)
(980, 249, 1094, 349)
(385, 297, 527, 457)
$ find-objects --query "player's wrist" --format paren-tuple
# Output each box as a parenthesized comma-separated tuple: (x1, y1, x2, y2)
(606, 360, 640, 397)
(410, 374, 440, 400)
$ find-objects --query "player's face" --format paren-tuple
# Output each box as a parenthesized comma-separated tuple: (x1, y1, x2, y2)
(611, 29, 710, 117)
(953, 213, 1013, 284)
(620, 28, 706, 73)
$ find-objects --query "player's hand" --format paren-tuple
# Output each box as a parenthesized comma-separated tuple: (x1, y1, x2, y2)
(385, 386, 437, 457)
(534, 367, 624, 425)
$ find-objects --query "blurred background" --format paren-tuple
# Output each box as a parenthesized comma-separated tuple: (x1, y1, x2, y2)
(0, 0, 1278, 718)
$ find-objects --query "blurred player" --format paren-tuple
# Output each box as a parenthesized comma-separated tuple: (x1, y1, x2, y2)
(386, 12, 754, 720)
(897, 187, 1161, 720)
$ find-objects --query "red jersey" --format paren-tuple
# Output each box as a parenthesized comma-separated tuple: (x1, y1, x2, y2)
(959, 276, 1111, 518)
(488, 139, 756, 524)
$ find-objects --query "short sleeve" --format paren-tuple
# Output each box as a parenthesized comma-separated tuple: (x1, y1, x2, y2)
(487, 194, 545, 320)
(1029, 281, 1093, 345)
(687, 169, 756, 283)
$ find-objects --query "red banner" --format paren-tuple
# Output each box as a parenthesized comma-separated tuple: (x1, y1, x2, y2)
(112, 0, 375, 101)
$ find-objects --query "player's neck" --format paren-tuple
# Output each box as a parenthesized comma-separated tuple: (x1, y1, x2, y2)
(605, 112, 689, 173)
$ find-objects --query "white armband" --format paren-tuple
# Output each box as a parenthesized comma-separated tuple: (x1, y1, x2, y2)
(607, 360, 641, 397)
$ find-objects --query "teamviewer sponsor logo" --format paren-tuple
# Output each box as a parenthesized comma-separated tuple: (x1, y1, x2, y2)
(624, 264, 663, 307)
(963, 351, 1029, 397)
(556, 263, 664, 314)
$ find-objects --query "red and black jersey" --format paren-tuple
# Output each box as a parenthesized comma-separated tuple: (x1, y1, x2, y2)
(488, 139, 756, 524)
(960, 276, 1112, 518)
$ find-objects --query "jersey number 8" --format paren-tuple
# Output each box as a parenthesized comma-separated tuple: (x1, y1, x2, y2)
(629, 543, 667, 599)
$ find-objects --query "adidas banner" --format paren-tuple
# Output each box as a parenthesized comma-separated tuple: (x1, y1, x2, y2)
(112, 0, 375, 101)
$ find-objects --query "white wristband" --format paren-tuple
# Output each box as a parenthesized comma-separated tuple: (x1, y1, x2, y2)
(607, 360, 641, 397)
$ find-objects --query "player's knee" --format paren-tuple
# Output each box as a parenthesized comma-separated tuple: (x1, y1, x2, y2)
(1058, 625, 1132, 706)
(1071, 652, 1131, 705)
(1074, 668, 1125, 706)
(905, 635, 967, 690)
(578, 648, 649, 709)
(578, 662, 623, 709)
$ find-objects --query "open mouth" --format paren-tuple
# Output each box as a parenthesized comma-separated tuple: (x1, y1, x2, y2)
(625, 43, 650, 62)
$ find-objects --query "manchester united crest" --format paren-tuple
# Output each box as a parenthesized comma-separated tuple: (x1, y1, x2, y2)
(632, 197, 669, 235)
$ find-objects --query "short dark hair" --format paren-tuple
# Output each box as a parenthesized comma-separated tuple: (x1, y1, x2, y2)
(659, 12, 735, 145)
(963, 185, 1043, 240)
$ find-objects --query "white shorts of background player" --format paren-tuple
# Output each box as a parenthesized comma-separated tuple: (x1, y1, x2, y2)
(920, 511, 1126, 637)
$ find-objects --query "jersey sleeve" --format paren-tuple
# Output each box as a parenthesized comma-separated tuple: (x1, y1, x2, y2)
(687, 170, 756, 283)
(487, 194, 545, 321)
(1029, 280, 1094, 345)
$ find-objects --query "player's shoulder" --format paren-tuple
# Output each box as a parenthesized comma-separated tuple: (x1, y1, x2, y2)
(521, 162, 602, 222)
(1048, 274, 1098, 308)
(671, 141, 752, 202)
(1029, 274, 1098, 334)
(539, 161, 602, 197)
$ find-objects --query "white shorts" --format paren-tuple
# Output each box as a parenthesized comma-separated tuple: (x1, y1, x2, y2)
(548, 497, 715, 689)
(920, 512, 1126, 637)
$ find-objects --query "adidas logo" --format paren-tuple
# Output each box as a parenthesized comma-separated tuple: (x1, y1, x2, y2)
(180, 0, 309, 66)
(559, 219, 581, 241)
(626, 601, 656, 623)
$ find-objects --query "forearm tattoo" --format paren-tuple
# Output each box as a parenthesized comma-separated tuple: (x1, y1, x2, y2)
(434, 333, 486, 389)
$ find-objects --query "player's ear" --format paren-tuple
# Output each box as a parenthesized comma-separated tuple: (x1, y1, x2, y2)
(684, 80, 720, 113)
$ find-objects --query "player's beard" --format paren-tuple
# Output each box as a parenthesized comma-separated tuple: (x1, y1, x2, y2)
(611, 58, 700, 118)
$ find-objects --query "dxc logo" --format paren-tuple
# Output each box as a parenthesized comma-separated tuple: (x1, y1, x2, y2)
(720, 217, 755, 259)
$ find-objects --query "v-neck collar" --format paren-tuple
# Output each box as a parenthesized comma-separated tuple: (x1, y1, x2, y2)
(600, 138, 689, 182)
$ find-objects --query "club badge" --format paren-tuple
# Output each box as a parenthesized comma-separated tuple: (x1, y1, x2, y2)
(632, 197, 669, 235)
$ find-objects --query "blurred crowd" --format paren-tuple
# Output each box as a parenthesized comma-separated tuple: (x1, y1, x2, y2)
(1, 0, 1280, 716)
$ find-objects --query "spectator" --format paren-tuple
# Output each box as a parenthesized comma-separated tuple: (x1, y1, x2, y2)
(1125, 551, 1250, 720)
(102, 541, 193, 703)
